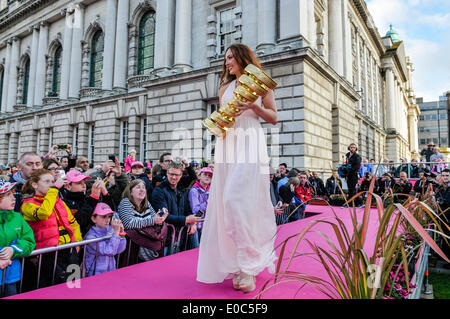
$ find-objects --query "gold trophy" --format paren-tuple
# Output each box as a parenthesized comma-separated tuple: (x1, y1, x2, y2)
(203, 64, 278, 138)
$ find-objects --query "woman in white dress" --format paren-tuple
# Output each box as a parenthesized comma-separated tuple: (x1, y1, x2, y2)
(197, 44, 278, 293)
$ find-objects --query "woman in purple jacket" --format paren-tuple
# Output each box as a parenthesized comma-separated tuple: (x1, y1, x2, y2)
(188, 167, 213, 241)
(84, 203, 127, 277)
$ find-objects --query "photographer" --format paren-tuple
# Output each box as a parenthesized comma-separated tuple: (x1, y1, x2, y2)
(429, 169, 450, 268)
(392, 172, 413, 203)
(344, 143, 362, 207)
(376, 173, 393, 196)
(87, 157, 130, 207)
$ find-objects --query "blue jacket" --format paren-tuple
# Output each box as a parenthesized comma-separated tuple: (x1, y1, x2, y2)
(151, 180, 192, 227)
(83, 225, 126, 277)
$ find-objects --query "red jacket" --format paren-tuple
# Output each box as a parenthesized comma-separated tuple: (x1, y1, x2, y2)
(295, 184, 312, 203)
(21, 188, 82, 249)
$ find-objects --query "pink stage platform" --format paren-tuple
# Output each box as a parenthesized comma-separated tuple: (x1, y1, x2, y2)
(9, 205, 380, 299)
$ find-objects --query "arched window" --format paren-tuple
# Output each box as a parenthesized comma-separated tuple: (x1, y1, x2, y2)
(137, 11, 155, 75)
(90, 30, 104, 87)
(22, 58, 30, 105)
(52, 45, 62, 95)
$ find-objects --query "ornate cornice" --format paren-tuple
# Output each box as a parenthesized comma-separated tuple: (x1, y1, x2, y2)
(0, 0, 59, 34)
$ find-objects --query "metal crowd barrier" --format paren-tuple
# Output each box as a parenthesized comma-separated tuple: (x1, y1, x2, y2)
(1, 234, 113, 297)
(275, 203, 305, 225)
(339, 161, 450, 179)
(1, 223, 194, 297)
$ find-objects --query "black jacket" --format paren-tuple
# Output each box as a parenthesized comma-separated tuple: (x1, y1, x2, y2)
(345, 152, 362, 178)
(59, 187, 116, 237)
(151, 180, 192, 227)
(376, 178, 393, 195)
(325, 177, 342, 195)
(309, 177, 326, 196)
(278, 184, 296, 204)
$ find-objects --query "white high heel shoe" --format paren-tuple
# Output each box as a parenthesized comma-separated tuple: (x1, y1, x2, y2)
(239, 272, 256, 293)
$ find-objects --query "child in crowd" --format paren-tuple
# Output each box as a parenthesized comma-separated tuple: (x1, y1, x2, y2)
(84, 203, 127, 277)
(0, 180, 36, 297)
(188, 167, 213, 241)
(21, 169, 82, 287)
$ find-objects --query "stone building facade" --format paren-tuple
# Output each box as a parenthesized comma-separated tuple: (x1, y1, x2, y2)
(0, 0, 419, 174)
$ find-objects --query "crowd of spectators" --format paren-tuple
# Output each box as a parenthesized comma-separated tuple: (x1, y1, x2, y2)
(1, 139, 449, 297)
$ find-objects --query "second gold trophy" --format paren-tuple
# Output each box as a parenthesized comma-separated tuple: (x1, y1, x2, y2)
(203, 64, 278, 139)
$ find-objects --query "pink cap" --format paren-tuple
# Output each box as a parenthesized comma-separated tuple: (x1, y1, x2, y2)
(200, 167, 213, 175)
(66, 169, 92, 184)
(93, 202, 115, 216)
(131, 161, 144, 168)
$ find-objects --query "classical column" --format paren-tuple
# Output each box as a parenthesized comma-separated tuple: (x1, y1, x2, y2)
(34, 21, 49, 106)
(256, 0, 276, 51)
(113, 0, 129, 89)
(1, 40, 11, 113)
(154, 0, 175, 72)
(6, 37, 20, 112)
(68, 4, 85, 99)
(27, 25, 39, 107)
(307, 0, 315, 49)
(343, 0, 353, 84)
(173, 0, 192, 71)
(102, 0, 117, 90)
(60, 9, 73, 99)
(385, 67, 396, 130)
(328, 0, 344, 76)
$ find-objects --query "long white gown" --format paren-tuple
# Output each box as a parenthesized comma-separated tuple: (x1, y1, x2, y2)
(197, 79, 277, 283)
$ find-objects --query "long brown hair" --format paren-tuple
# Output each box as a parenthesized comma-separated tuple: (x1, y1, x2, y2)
(22, 169, 53, 195)
(219, 44, 263, 88)
(121, 179, 148, 213)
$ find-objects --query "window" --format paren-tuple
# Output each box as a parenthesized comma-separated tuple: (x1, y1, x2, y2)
(72, 125, 79, 155)
(140, 118, 147, 162)
(120, 120, 129, 162)
(22, 58, 30, 105)
(90, 30, 104, 88)
(440, 113, 447, 120)
(52, 45, 62, 95)
(88, 124, 95, 163)
(420, 139, 426, 145)
(441, 138, 448, 145)
(138, 11, 156, 75)
(216, 7, 236, 55)
(419, 115, 424, 121)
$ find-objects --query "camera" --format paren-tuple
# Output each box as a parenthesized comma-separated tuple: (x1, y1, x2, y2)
(108, 154, 116, 162)
(159, 207, 168, 217)
(195, 210, 204, 217)
(57, 144, 68, 150)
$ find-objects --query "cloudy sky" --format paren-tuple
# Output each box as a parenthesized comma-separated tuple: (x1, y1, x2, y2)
(366, 0, 450, 102)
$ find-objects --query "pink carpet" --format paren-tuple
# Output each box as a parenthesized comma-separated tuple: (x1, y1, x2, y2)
(8, 205, 381, 299)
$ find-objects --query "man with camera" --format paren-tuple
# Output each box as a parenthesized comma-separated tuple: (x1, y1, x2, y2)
(429, 169, 450, 268)
(151, 162, 202, 252)
(392, 171, 413, 203)
(344, 143, 362, 207)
